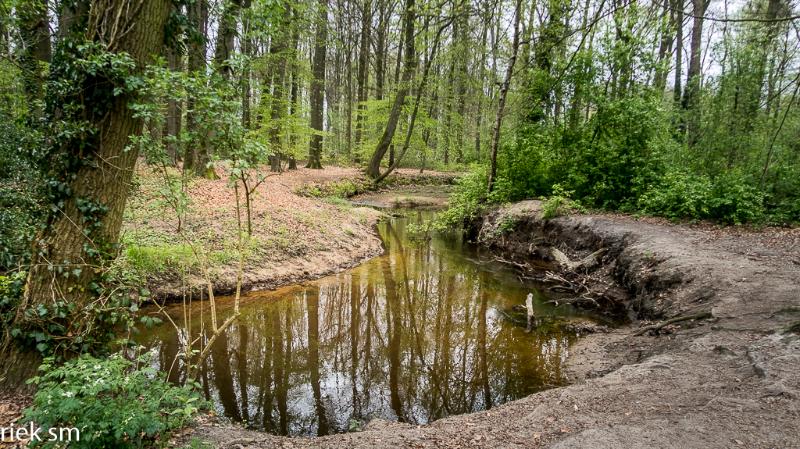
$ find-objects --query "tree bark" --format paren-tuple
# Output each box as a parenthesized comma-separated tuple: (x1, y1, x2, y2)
(354, 0, 373, 152)
(268, 7, 292, 172)
(308, 0, 328, 169)
(487, 0, 522, 194)
(366, 0, 415, 179)
(672, 0, 683, 104)
(185, 0, 209, 174)
(18, 0, 51, 115)
(375, 17, 450, 183)
(682, 0, 709, 148)
(214, 0, 243, 79)
(2, 0, 171, 388)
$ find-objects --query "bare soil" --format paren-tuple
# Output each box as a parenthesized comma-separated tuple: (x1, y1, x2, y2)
(183, 200, 800, 448)
(124, 165, 452, 300)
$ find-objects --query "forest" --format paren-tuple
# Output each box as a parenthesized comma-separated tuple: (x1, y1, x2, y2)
(0, 0, 799, 446)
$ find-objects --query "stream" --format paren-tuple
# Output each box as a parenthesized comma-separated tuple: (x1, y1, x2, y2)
(137, 209, 601, 436)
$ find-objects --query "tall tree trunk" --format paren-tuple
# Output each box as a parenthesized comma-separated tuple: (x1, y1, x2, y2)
(454, 0, 469, 163)
(2, 0, 171, 389)
(474, 2, 491, 159)
(185, 0, 209, 174)
(487, 0, 522, 194)
(682, 0, 709, 147)
(214, 0, 243, 78)
(672, 0, 684, 104)
(18, 0, 51, 115)
(375, 0, 389, 102)
(388, 12, 406, 167)
(241, 0, 253, 129)
(653, 0, 675, 91)
(354, 0, 373, 155)
(269, 7, 291, 172)
(375, 16, 450, 183)
(365, 0, 416, 178)
(308, 0, 328, 169)
(165, 45, 183, 164)
(287, 24, 300, 170)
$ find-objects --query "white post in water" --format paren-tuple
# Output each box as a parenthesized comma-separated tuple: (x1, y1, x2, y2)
(525, 293, 535, 332)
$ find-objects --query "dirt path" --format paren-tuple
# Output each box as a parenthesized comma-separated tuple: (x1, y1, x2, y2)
(186, 201, 800, 448)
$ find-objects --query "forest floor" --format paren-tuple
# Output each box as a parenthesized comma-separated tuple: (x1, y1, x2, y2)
(183, 200, 800, 448)
(122, 163, 454, 301)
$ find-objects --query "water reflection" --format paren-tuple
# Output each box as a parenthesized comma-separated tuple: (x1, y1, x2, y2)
(138, 211, 582, 436)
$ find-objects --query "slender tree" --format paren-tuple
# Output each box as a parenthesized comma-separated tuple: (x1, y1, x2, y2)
(308, 0, 329, 169)
(366, 0, 415, 178)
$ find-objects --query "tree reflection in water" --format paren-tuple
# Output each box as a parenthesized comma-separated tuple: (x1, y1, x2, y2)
(139, 211, 586, 436)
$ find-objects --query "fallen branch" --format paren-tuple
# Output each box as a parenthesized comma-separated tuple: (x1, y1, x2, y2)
(634, 311, 713, 336)
(551, 247, 607, 271)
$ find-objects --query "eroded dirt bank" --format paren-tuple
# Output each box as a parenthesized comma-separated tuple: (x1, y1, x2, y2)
(187, 200, 800, 448)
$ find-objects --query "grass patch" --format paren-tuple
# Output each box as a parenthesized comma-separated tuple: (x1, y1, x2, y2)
(125, 244, 199, 272)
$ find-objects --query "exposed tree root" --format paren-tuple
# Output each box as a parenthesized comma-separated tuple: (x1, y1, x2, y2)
(634, 311, 714, 336)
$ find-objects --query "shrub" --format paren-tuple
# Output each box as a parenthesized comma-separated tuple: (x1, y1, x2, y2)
(637, 170, 714, 220)
(708, 172, 765, 224)
(542, 184, 584, 219)
(435, 166, 491, 231)
(24, 354, 205, 449)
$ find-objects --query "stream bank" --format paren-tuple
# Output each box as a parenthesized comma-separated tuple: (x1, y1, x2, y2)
(183, 200, 800, 448)
(122, 165, 454, 301)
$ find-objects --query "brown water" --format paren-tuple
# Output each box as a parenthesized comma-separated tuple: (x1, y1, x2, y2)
(137, 210, 597, 436)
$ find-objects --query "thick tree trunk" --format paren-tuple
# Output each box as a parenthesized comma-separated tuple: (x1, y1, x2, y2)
(308, 0, 328, 169)
(365, 0, 415, 178)
(3, 0, 171, 388)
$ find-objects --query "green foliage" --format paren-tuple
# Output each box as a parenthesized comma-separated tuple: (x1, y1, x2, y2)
(637, 170, 714, 220)
(542, 184, 585, 219)
(296, 178, 373, 198)
(435, 166, 494, 231)
(638, 170, 765, 224)
(0, 116, 45, 271)
(24, 354, 205, 449)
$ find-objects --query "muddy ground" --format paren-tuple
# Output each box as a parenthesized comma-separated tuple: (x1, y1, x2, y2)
(185, 200, 800, 448)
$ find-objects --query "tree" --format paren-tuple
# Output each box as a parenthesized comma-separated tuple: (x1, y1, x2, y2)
(17, 0, 51, 114)
(366, 0, 416, 179)
(682, 0, 709, 147)
(308, 0, 329, 169)
(1, 0, 172, 388)
(354, 0, 373, 156)
(184, 0, 209, 175)
(487, 0, 522, 194)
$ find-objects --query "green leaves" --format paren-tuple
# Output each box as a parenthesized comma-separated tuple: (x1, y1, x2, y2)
(23, 353, 207, 449)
